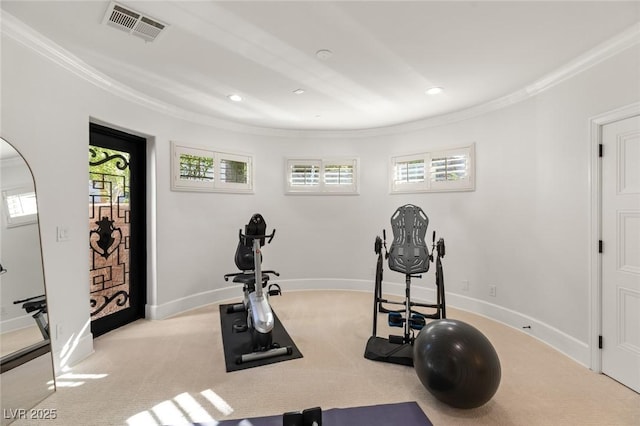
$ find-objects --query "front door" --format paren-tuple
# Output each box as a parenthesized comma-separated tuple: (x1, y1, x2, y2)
(89, 123, 146, 337)
(601, 114, 640, 393)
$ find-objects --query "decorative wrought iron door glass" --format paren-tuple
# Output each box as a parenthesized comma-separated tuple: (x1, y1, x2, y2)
(89, 146, 131, 320)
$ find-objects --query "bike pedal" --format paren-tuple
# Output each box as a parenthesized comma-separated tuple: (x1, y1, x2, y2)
(409, 314, 426, 330)
(268, 283, 282, 296)
(388, 311, 404, 327)
(232, 320, 248, 333)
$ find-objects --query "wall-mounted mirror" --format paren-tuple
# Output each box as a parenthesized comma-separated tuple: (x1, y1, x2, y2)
(0, 137, 55, 424)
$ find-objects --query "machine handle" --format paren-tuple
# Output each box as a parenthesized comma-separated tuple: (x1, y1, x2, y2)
(382, 229, 389, 259)
(13, 294, 46, 304)
(238, 229, 276, 244)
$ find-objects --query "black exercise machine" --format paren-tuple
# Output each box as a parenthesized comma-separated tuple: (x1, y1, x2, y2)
(364, 204, 446, 366)
(223, 214, 292, 365)
(13, 294, 49, 340)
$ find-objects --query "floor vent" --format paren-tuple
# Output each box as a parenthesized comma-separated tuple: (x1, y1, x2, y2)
(103, 2, 167, 42)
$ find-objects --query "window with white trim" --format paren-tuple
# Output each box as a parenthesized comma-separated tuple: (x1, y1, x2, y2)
(286, 158, 359, 194)
(390, 144, 475, 193)
(2, 186, 38, 227)
(171, 142, 253, 193)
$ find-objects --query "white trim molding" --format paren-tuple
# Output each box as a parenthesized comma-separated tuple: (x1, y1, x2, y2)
(369, 279, 589, 366)
(0, 313, 40, 334)
(170, 142, 254, 194)
(0, 11, 276, 137)
(146, 286, 243, 320)
(53, 321, 94, 375)
(148, 277, 591, 367)
(2, 12, 638, 138)
(445, 293, 590, 367)
(389, 143, 475, 194)
(588, 102, 640, 373)
(285, 157, 360, 195)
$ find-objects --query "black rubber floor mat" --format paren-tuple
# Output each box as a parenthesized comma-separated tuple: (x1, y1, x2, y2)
(219, 303, 303, 372)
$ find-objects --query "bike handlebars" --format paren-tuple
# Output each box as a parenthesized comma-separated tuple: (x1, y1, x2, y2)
(238, 228, 276, 244)
(14, 294, 46, 304)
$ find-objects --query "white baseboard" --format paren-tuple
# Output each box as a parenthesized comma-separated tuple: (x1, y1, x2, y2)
(146, 277, 590, 367)
(277, 278, 372, 293)
(279, 279, 590, 367)
(2, 315, 96, 375)
(0, 313, 38, 334)
(53, 331, 94, 375)
(146, 286, 244, 320)
(444, 292, 590, 367)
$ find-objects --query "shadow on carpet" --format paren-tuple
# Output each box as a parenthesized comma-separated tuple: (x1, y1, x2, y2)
(219, 304, 303, 372)
(195, 402, 432, 426)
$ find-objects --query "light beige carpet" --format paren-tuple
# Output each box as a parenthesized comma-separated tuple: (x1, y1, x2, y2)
(1, 326, 44, 358)
(12, 290, 640, 425)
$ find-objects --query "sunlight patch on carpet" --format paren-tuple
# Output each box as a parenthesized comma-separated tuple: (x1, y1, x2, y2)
(126, 389, 234, 425)
(201, 389, 234, 416)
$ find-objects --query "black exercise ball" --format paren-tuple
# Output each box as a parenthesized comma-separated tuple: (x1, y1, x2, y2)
(413, 319, 501, 409)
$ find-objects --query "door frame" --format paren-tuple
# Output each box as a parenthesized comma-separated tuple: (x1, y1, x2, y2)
(89, 122, 147, 337)
(589, 101, 640, 372)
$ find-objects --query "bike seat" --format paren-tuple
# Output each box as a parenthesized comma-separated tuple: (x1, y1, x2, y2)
(232, 273, 269, 286)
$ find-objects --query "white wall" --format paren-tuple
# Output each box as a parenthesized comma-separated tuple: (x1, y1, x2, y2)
(2, 19, 639, 372)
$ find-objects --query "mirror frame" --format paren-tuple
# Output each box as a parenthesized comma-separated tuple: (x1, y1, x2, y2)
(0, 137, 54, 377)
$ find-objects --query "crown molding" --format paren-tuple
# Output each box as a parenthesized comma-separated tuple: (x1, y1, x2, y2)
(525, 22, 640, 97)
(2, 11, 639, 139)
(0, 11, 284, 137)
(355, 21, 640, 138)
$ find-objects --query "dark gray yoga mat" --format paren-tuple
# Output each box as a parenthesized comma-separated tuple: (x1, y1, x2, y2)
(195, 401, 432, 426)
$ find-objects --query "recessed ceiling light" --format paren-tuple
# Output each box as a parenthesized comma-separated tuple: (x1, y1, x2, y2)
(316, 49, 333, 60)
(293, 89, 305, 95)
(227, 94, 243, 102)
(425, 87, 443, 95)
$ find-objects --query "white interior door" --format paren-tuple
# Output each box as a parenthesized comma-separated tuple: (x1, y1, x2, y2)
(601, 114, 640, 393)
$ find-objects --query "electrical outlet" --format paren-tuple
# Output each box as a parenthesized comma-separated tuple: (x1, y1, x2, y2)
(461, 280, 469, 291)
(489, 285, 497, 297)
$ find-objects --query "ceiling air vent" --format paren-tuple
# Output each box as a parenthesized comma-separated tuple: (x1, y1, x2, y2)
(103, 2, 167, 42)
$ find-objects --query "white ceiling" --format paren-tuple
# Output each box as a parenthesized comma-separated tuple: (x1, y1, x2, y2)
(2, 1, 639, 131)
